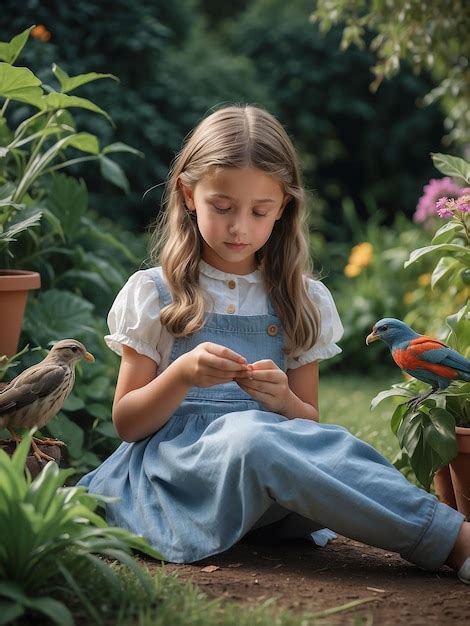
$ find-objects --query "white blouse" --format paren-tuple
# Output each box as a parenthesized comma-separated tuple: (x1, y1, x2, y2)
(105, 260, 344, 373)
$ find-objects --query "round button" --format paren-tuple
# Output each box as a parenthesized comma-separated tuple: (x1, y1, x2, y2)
(267, 324, 278, 336)
(226, 304, 236, 314)
(228, 280, 237, 289)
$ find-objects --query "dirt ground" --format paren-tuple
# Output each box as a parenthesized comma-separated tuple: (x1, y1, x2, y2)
(155, 534, 469, 625)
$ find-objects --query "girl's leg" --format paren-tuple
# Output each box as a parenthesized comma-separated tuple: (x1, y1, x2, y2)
(214, 411, 466, 572)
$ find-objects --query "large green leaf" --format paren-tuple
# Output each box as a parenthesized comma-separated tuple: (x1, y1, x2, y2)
(404, 243, 470, 268)
(0, 63, 43, 107)
(46, 413, 84, 460)
(25, 597, 74, 626)
(23, 289, 95, 346)
(431, 256, 460, 289)
(0, 601, 24, 624)
(99, 155, 129, 192)
(42, 92, 111, 121)
(47, 173, 88, 236)
(424, 408, 458, 464)
(0, 27, 33, 65)
(52, 63, 118, 94)
(432, 153, 470, 185)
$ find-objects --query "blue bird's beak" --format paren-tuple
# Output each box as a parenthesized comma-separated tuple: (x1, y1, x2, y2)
(366, 330, 379, 345)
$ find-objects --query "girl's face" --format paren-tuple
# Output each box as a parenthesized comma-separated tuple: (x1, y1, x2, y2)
(181, 167, 289, 275)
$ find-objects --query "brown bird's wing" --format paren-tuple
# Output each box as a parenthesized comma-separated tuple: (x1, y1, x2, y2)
(0, 365, 66, 414)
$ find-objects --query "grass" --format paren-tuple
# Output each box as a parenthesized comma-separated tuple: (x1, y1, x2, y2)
(319, 371, 401, 463)
(73, 564, 371, 626)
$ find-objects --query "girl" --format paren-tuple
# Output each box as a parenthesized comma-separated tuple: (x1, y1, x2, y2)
(79, 105, 470, 582)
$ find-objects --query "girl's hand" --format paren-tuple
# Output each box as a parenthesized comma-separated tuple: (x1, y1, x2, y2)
(178, 342, 250, 388)
(234, 359, 291, 414)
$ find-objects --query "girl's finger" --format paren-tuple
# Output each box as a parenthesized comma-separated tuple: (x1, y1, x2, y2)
(235, 379, 276, 396)
(204, 354, 249, 372)
(206, 343, 247, 364)
(236, 381, 273, 402)
(206, 366, 248, 379)
(249, 359, 277, 370)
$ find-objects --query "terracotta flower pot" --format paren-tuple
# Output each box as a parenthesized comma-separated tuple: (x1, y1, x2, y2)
(434, 426, 470, 519)
(0, 269, 40, 358)
(449, 427, 470, 519)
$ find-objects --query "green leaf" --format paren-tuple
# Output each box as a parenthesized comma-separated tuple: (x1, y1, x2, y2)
(404, 243, 470, 268)
(25, 596, 74, 626)
(432, 153, 470, 184)
(0, 209, 42, 244)
(94, 421, 116, 437)
(390, 402, 409, 435)
(102, 142, 144, 157)
(0, 27, 33, 65)
(398, 412, 423, 457)
(65, 132, 100, 154)
(42, 92, 111, 122)
(62, 394, 85, 412)
(99, 156, 129, 192)
(0, 601, 25, 624)
(431, 256, 460, 289)
(47, 414, 84, 459)
(52, 63, 118, 94)
(431, 220, 463, 245)
(0, 63, 43, 107)
(23, 289, 95, 347)
(370, 387, 413, 410)
(425, 408, 458, 464)
(47, 173, 88, 236)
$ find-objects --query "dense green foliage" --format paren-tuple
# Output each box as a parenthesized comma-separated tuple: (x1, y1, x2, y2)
(312, 0, 470, 143)
(0, 28, 143, 472)
(0, 0, 446, 231)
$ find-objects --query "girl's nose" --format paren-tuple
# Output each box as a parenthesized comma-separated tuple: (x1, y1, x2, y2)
(228, 214, 248, 236)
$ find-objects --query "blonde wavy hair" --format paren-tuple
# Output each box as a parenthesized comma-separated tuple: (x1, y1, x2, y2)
(149, 104, 320, 358)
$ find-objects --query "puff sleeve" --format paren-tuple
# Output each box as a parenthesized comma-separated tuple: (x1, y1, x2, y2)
(286, 279, 343, 369)
(104, 270, 163, 364)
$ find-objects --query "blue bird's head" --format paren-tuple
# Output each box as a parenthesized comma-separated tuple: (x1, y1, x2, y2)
(366, 318, 419, 349)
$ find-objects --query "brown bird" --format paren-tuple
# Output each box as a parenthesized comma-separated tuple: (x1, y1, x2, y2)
(0, 339, 94, 462)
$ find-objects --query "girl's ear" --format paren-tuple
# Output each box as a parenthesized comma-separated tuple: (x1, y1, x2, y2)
(179, 179, 195, 210)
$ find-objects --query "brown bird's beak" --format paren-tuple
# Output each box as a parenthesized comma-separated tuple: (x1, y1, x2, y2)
(84, 352, 95, 362)
(365, 330, 379, 345)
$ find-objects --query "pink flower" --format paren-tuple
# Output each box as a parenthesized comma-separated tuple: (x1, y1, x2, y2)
(436, 197, 455, 218)
(456, 193, 470, 213)
(414, 177, 464, 223)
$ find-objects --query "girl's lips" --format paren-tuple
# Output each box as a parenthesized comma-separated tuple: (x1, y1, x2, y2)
(224, 242, 248, 250)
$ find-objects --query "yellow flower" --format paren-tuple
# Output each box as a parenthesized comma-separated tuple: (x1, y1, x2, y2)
(417, 273, 432, 287)
(344, 263, 362, 278)
(348, 242, 373, 268)
(31, 25, 51, 42)
(403, 292, 416, 305)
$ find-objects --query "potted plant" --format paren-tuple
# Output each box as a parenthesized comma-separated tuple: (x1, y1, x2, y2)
(371, 153, 470, 515)
(0, 27, 138, 358)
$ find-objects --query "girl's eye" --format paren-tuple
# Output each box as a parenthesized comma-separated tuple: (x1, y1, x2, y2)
(253, 212, 267, 218)
(214, 205, 230, 213)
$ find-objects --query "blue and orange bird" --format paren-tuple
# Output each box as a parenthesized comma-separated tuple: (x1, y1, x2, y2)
(366, 318, 470, 404)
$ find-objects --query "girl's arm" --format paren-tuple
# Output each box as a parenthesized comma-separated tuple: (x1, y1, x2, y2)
(112, 343, 249, 442)
(235, 360, 319, 421)
(286, 361, 319, 421)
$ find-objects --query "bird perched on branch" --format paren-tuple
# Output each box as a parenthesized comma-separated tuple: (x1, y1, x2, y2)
(0, 339, 94, 462)
(366, 318, 470, 405)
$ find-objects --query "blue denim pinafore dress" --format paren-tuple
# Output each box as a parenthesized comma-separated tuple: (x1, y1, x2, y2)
(79, 271, 464, 568)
